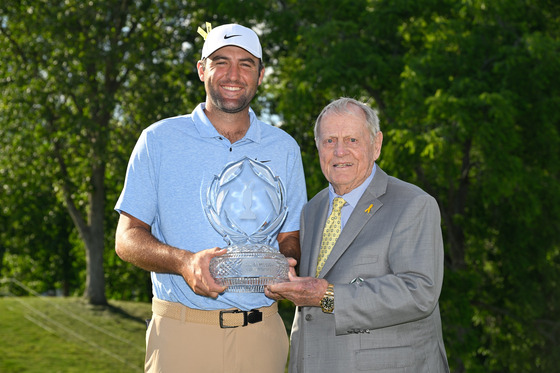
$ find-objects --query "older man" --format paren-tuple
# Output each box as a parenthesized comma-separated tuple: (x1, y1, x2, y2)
(266, 97, 449, 372)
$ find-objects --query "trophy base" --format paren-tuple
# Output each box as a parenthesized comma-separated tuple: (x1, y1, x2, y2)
(217, 277, 286, 293)
(210, 245, 289, 293)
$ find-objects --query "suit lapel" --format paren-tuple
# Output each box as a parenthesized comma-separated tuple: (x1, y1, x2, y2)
(316, 168, 389, 278)
(303, 191, 330, 277)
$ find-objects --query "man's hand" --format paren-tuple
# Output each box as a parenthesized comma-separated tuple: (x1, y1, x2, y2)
(181, 247, 228, 298)
(264, 257, 298, 301)
(115, 212, 228, 298)
(286, 257, 298, 277)
(265, 271, 328, 307)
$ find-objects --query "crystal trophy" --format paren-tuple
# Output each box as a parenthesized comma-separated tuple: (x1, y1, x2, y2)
(205, 157, 290, 292)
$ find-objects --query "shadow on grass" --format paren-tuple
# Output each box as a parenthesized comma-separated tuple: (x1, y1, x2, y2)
(83, 300, 149, 325)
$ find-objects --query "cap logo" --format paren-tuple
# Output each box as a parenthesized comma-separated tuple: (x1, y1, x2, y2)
(224, 34, 241, 39)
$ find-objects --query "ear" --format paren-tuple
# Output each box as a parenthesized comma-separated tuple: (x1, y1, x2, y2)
(197, 61, 205, 81)
(373, 131, 383, 161)
(257, 66, 265, 86)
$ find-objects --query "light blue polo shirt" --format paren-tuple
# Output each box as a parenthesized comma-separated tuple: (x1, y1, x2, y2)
(115, 103, 307, 311)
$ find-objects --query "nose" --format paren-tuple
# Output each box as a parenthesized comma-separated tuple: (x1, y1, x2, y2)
(227, 64, 240, 80)
(334, 141, 348, 157)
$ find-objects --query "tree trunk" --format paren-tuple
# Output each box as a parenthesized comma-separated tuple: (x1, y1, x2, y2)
(82, 162, 107, 305)
(83, 231, 107, 305)
(57, 140, 108, 305)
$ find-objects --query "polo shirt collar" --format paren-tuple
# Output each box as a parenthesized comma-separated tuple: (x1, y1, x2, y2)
(192, 103, 262, 144)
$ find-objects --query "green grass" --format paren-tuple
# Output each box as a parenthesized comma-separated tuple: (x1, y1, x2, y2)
(0, 296, 295, 372)
(0, 296, 151, 372)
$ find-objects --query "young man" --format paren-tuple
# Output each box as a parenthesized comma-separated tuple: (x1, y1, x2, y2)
(115, 24, 307, 373)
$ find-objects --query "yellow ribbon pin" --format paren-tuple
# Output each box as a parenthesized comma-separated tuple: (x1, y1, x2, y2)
(364, 204, 373, 214)
(197, 22, 212, 40)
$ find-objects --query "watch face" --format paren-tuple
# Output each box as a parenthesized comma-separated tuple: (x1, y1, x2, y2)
(321, 297, 334, 313)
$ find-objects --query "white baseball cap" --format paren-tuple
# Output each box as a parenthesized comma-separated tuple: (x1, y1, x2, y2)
(201, 24, 262, 59)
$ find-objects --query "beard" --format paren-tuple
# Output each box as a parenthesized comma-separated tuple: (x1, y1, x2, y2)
(206, 80, 257, 114)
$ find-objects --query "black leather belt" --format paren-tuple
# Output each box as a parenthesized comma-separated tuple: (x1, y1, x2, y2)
(219, 309, 263, 328)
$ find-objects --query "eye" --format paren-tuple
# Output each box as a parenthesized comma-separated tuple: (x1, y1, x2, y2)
(350, 138, 357, 143)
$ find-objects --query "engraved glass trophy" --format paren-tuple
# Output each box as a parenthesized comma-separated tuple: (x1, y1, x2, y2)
(205, 157, 290, 292)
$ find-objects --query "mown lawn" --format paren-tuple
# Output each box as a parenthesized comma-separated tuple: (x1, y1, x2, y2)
(0, 296, 150, 372)
(0, 296, 296, 372)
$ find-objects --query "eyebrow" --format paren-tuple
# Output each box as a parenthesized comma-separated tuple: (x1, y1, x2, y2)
(212, 55, 257, 66)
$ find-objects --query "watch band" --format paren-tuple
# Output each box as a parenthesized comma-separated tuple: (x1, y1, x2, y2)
(320, 283, 335, 313)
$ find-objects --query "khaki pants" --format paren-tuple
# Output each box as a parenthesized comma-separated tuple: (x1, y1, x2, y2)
(145, 300, 289, 373)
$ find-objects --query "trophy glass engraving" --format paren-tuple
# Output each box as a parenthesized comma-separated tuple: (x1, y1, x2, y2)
(205, 157, 289, 292)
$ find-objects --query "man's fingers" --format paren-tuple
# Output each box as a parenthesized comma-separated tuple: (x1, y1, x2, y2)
(211, 247, 228, 257)
(264, 286, 283, 300)
(286, 257, 298, 267)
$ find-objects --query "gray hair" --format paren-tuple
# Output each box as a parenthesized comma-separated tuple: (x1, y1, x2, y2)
(314, 97, 380, 142)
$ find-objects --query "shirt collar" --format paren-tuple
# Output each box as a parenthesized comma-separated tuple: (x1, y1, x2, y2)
(328, 164, 377, 208)
(192, 103, 261, 144)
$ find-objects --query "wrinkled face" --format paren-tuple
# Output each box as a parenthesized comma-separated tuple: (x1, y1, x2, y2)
(197, 46, 264, 114)
(316, 108, 383, 195)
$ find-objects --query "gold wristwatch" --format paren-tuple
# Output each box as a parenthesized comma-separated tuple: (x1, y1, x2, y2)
(320, 283, 335, 313)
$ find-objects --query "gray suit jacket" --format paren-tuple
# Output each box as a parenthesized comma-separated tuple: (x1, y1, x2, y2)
(289, 167, 450, 373)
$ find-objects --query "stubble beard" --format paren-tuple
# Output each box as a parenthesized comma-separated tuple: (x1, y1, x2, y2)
(208, 83, 255, 114)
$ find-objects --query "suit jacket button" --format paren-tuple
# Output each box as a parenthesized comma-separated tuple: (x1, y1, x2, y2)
(305, 314, 313, 321)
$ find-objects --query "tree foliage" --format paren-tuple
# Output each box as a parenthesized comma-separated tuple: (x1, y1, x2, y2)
(266, 0, 560, 371)
(0, 0, 281, 303)
(1, 0, 559, 370)
(0, 0, 205, 304)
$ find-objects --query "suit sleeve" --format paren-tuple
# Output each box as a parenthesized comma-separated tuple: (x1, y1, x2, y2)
(334, 193, 444, 334)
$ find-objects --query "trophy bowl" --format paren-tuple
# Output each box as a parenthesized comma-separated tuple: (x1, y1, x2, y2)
(209, 244, 289, 293)
(205, 157, 290, 293)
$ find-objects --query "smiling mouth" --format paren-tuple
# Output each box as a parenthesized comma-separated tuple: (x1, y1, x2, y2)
(222, 85, 242, 92)
(334, 163, 353, 168)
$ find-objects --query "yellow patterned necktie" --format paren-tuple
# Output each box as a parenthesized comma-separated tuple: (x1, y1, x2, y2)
(316, 197, 346, 277)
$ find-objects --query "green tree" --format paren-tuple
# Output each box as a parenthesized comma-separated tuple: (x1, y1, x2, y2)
(392, 2, 560, 370)
(266, 0, 560, 371)
(0, 0, 286, 303)
(2, 0, 559, 370)
(0, 0, 208, 304)
(0, 118, 78, 295)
